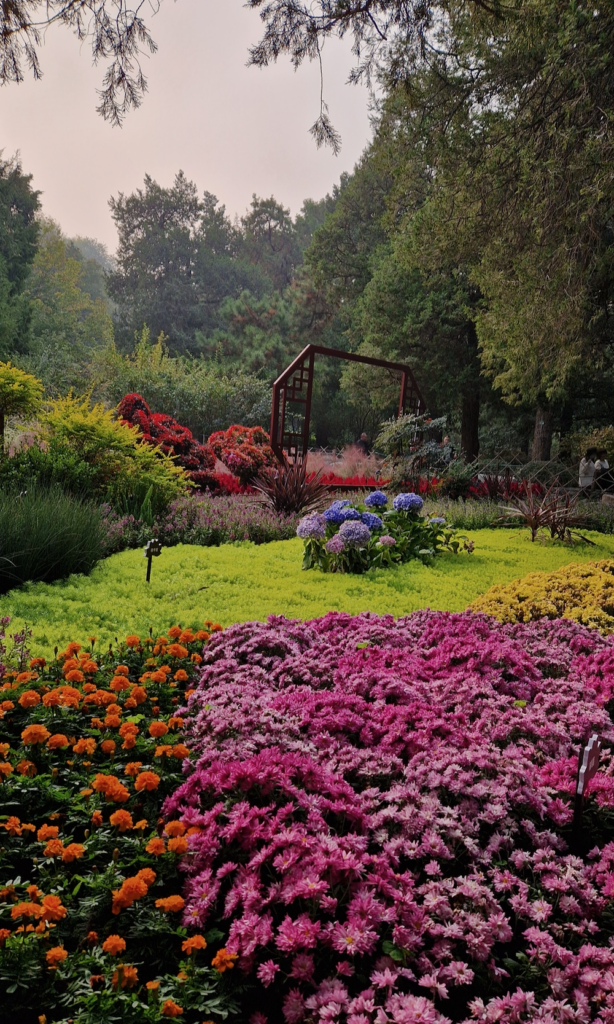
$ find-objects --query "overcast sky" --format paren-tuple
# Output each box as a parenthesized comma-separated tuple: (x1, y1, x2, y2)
(0, 0, 373, 253)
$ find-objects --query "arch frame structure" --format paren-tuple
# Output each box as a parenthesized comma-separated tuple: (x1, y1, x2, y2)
(270, 344, 425, 460)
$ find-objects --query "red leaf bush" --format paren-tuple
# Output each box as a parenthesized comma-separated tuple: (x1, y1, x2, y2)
(118, 393, 216, 486)
(208, 424, 276, 484)
(166, 611, 614, 1024)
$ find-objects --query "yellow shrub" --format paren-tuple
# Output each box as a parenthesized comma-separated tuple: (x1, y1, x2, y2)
(471, 560, 614, 634)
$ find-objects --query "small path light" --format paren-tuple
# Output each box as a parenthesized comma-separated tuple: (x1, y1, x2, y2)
(144, 538, 162, 583)
(573, 733, 601, 838)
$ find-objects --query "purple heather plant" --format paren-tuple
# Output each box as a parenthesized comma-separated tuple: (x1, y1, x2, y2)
(165, 611, 614, 1024)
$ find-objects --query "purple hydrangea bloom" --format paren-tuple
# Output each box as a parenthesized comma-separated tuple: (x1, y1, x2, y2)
(364, 490, 388, 507)
(361, 512, 384, 530)
(323, 506, 347, 524)
(393, 492, 424, 513)
(338, 520, 371, 547)
(325, 535, 345, 554)
(296, 513, 327, 540)
(377, 535, 396, 547)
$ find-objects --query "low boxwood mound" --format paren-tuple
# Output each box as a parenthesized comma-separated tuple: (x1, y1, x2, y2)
(167, 610, 614, 1023)
(471, 559, 614, 633)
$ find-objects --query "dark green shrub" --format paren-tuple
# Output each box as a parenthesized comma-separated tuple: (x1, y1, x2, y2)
(0, 440, 98, 496)
(0, 487, 106, 592)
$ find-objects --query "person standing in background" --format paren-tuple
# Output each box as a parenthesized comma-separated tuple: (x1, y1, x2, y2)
(579, 448, 598, 493)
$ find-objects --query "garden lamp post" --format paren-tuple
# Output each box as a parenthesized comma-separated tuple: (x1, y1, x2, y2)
(144, 538, 162, 582)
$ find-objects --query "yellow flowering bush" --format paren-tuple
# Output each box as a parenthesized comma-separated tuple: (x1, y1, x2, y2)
(471, 559, 614, 633)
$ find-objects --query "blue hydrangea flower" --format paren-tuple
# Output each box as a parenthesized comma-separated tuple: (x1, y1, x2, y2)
(323, 506, 347, 524)
(341, 507, 362, 521)
(393, 492, 424, 513)
(361, 512, 384, 530)
(364, 490, 388, 507)
(338, 520, 371, 548)
(296, 513, 327, 540)
(428, 517, 446, 525)
(325, 535, 345, 554)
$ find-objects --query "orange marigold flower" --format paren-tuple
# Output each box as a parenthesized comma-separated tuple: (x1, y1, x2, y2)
(164, 820, 186, 837)
(119, 722, 139, 738)
(124, 761, 142, 776)
(100, 740, 116, 755)
(90, 718, 104, 730)
(121, 736, 136, 750)
(134, 771, 160, 792)
(43, 686, 81, 708)
(91, 810, 103, 826)
(81, 660, 99, 674)
(195, 630, 210, 642)
(155, 744, 173, 757)
(173, 670, 188, 682)
(82, 682, 97, 694)
(21, 724, 50, 745)
(87, 930, 98, 943)
(125, 635, 140, 647)
(171, 745, 190, 759)
(168, 717, 185, 729)
(46, 946, 68, 969)
(41, 895, 67, 921)
(102, 934, 126, 955)
(0, 927, 10, 945)
(64, 669, 84, 683)
(161, 1000, 183, 1017)
(18, 689, 40, 708)
(211, 624, 222, 632)
(130, 686, 147, 704)
(167, 626, 182, 639)
(46, 733, 69, 750)
(166, 644, 188, 659)
(11, 901, 43, 919)
(110, 676, 130, 693)
(155, 895, 185, 913)
(112, 963, 139, 989)
(146, 979, 160, 990)
(43, 839, 65, 858)
(179, 629, 194, 643)
(123, 697, 137, 710)
(191, 654, 202, 665)
(104, 714, 122, 728)
(73, 737, 96, 755)
(62, 843, 85, 862)
(109, 810, 133, 832)
(0, 761, 13, 777)
(149, 670, 167, 683)
(62, 657, 79, 671)
(16, 670, 37, 683)
(66, 642, 81, 654)
(145, 837, 165, 855)
(148, 721, 168, 738)
(211, 948, 238, 973)
(29, 657, 46, 669)
(182, 934, 207, 953)
(167, 836, 188, 855)
(16, 759, 36, 777)
(133, 818, 148, 830)
(37, 824, 59, 841)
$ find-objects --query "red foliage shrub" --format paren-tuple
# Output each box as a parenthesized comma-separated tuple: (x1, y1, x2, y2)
(207, 425, 276, 483)
(118, 394, 215, 485)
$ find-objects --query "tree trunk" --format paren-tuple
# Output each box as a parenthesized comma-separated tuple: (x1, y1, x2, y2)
(531, 405, 553, 461)
(460, 391, 480, 462)
(0, 409, 4, 455)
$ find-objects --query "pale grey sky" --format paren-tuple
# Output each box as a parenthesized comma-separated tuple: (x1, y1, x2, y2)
(0, 0, 373, 252)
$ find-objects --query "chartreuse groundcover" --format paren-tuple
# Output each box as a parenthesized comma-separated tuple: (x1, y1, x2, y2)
(4, 529, 614, 653)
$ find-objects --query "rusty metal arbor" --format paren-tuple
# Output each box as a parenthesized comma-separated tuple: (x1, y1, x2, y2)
(270, 344, 425, 460)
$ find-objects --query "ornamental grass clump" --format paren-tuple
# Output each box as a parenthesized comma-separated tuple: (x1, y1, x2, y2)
(471, 558, 614, 633)
(0, 618, 239, 1023)
(297, 492, 472, 573)
(167, 610, 614, 1024)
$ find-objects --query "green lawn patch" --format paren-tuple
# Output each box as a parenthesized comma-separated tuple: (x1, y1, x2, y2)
(4, 528, 614, 654)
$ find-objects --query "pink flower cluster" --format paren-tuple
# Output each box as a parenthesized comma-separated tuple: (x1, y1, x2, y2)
(164, 611, 614, 1024)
